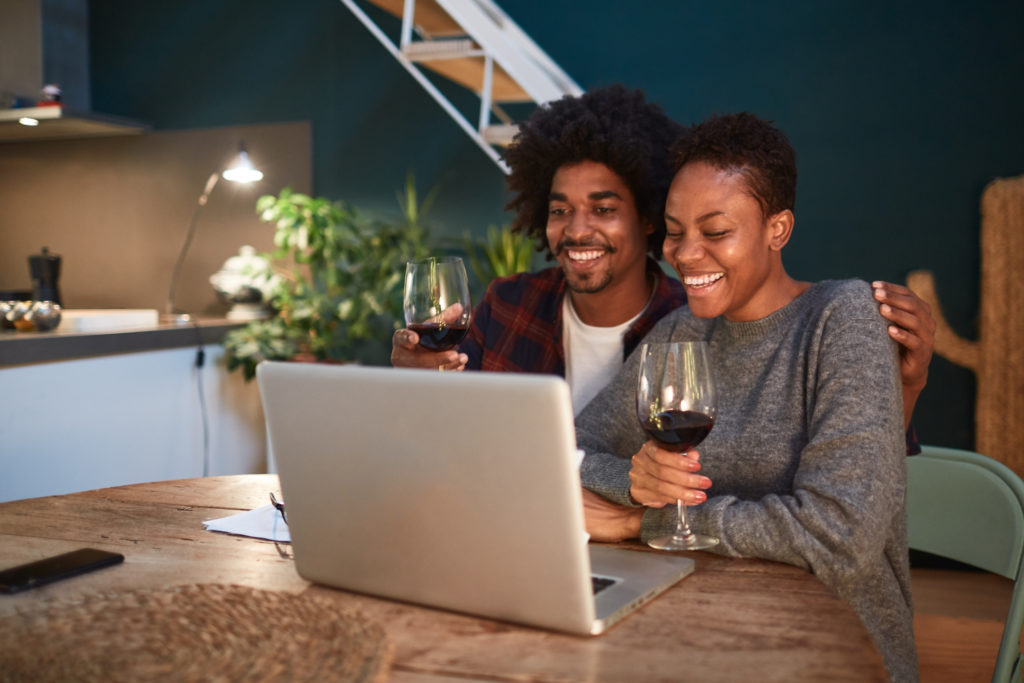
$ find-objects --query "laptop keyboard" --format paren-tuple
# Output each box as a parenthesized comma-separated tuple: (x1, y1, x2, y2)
(591, 575, 617, 595)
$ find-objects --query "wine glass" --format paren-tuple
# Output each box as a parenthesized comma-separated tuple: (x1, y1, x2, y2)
(636, 341, 718, 551)
(403, 256, 472, 351)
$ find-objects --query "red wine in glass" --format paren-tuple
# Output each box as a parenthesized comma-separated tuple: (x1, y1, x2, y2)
(636, 341, 719, 551)
(641, 410, 714, 452)
(403, 257, 472, 353)
(407, 322, 469, 351)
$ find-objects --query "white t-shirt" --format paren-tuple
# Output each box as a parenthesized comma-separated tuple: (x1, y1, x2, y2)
(562, 296, 642, 415)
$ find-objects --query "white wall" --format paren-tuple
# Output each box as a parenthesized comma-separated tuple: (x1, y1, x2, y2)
(0, 345, 266, 502)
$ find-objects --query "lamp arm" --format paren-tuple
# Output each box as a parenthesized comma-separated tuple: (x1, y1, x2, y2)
(165, 172, 221, 318)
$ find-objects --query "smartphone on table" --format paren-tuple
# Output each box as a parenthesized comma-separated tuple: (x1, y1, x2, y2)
(0, 548, 124, 594)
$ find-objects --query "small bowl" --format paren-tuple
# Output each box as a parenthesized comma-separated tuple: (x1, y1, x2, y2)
(27, 300, 62, 332)
(0, 301, 18, 331)
(8, 301, 34, 331)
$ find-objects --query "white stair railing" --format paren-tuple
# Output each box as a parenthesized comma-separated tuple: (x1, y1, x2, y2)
(339, 0, 582, 173)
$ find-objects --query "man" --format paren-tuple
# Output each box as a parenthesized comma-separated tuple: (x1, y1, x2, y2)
(392, 85, 935, 425)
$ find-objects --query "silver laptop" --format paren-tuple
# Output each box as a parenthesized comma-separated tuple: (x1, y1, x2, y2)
(256, 361, 693, 635)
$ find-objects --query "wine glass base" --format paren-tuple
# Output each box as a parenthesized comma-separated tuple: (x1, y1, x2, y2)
(648, 533, 720, 551)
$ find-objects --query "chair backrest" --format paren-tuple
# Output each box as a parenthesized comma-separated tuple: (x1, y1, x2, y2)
(907, 445, 1024, 683)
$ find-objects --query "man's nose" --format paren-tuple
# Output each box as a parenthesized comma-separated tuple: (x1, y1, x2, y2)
(564, 208, 594, 239)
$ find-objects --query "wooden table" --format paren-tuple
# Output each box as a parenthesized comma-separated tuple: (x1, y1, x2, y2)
(0, 475, 887, 682)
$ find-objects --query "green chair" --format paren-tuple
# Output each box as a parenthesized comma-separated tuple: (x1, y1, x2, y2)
(907, 445, 1024, 683)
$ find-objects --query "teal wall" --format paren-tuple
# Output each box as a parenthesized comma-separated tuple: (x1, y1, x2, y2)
(89, 0, 1024, 450)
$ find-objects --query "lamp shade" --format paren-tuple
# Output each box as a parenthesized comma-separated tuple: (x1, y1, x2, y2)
(222, 145, 263, 183)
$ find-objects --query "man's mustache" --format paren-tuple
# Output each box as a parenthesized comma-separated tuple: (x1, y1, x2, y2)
(554, 239, 617, 255)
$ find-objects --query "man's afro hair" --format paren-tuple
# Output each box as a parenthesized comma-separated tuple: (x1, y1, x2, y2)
(503, 85, 684, 259)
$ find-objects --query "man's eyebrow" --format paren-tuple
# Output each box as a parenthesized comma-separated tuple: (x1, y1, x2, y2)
(548, 190, 623, 203)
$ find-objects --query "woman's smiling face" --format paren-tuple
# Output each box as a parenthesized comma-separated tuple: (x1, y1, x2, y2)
(663, 161, 791, 322)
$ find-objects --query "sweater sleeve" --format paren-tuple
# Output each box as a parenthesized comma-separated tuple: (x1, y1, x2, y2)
(577, 313, 686, 504)
(650, 292, 907, 589)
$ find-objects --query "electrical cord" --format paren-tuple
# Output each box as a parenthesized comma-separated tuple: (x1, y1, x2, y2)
(190, 320, 211, 478)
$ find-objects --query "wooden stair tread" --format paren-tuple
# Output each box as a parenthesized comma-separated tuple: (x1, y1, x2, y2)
(417, 56, 530, 102)
(366, 0, 530, 101)
(367, 0, 464, 37)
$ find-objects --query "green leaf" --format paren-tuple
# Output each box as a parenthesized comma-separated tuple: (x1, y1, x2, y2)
(223, 178, 440, 378)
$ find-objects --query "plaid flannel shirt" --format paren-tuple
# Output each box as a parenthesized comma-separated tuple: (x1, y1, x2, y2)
(460, 260, 686, 376)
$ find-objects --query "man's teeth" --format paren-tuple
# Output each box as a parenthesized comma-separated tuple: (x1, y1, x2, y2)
(684, 273, 724, 287)
(567, 249, 604, 262)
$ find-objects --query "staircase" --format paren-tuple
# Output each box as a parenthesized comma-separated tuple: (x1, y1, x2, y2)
(339, 0, 583, 173)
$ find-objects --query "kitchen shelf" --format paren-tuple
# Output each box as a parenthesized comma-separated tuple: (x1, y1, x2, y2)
(0, 106, 150, 142)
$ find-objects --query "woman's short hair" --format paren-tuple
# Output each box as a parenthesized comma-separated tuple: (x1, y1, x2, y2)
(671, 112, 797, 219)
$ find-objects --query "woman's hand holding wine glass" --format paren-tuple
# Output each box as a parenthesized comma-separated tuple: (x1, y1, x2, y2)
(628, 445, 711, 507)
(635, 341, 718, 551)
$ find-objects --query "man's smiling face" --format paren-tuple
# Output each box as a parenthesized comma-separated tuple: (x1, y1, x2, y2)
(546, 160, 652, 296)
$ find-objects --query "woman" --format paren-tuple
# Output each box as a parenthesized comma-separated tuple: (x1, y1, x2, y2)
(576, 113, 917, 682)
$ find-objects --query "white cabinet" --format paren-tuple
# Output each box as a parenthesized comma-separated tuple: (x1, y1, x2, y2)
(0, 345, 266, 502)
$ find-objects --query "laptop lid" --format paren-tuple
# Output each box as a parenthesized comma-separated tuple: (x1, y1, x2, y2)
(257, 361, 692, 634)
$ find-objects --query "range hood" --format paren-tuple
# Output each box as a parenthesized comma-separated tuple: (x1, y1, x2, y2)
(0, 0, 150, 143)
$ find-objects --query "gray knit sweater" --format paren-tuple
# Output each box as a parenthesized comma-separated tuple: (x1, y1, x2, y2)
(577, 279, 918, 682)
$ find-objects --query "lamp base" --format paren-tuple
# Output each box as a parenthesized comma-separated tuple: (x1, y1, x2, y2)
(226, 303, 270, 321)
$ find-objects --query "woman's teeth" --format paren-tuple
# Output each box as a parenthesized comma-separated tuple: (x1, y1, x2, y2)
(684, 272, 724, 287)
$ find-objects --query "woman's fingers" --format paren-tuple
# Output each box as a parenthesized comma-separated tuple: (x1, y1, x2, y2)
(629, 443, 711, 507)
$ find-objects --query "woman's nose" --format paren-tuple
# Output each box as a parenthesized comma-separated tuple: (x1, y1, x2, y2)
(672, 237, 705, 265)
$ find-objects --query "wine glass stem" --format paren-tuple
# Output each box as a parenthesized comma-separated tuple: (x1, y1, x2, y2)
(676, 498, 695, 541)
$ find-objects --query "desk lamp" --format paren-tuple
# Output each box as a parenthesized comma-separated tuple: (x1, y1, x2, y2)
(164, 141, 264, 324)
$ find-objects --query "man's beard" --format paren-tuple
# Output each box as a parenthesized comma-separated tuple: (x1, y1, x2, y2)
(564, 267, 613, 294)
(555, 239, 617, 294)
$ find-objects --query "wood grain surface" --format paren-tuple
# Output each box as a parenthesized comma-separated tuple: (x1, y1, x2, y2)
(0, 475, 887, 682)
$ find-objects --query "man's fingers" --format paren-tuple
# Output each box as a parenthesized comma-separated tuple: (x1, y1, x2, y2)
(873, 282, 936, 332)
(391, 328, 466, 369)
(878, 302, 919, 331)
(438, 353, 468, 371)
(441, 303, 465, 324)
(393, 328, 420, 349)
(872, 280, 913, 297)
(887, 324, 924, 351)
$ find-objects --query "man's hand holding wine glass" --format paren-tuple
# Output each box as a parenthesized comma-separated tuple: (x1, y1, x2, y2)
(393, 257, 472, 371)
(392, 302, 470, 371)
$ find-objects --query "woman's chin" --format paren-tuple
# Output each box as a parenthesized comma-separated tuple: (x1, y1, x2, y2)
(685, 295, 724, 319)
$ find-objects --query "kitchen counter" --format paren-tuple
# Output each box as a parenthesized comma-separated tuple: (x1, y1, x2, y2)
(0, 317, 265, 502)
(0, 318, 244, 367)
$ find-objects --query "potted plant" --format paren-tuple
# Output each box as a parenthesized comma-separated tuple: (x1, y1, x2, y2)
(462, 223, 535, 290)
(223, 178, 432, 380)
